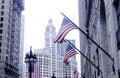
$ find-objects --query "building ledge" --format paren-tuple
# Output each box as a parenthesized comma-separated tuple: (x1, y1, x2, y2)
(4, 62, 19, 76)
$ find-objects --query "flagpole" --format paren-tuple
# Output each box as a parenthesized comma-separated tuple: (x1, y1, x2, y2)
(61, 12, 115, 71)
(66, 39, 103, 74)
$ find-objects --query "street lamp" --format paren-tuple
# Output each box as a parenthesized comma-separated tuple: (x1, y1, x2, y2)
(25, 47, 37, 78)
(51, 72, 56, 78)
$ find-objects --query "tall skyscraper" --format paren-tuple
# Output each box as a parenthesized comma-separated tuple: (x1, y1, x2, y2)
(0, 0, 24, 78)
(44, 18, 57, 75)
(26, 18, 78, 78)
(44, 18, 77, 78)
(78, 0, 120, 78)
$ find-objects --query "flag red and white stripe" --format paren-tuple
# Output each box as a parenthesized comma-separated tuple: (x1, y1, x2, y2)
(32, 63, 40, 78)
(73, 70, 78, 78)
(63, 43, 78, 64)
(54, 17, 77, 43)
(27, 63, 40, 78)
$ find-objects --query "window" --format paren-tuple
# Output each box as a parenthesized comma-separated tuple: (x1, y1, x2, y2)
(85, 0, 88, 10)
(0, 43, 2, 47)
(0, 30, 2, 34)
(6, 49, 9, 54)
(118, 69, 120, 78)
(1, 5, 4, 9)
(2, 0, 4, 3)
(0, 56, 1, 61)
(6, 56, 8, 61)
(117, 29, 120, 49)
(0, 36, 2, 40)
(1, 17, 4, 21)
(115, 0, 120, 50)
(1, 11, 4, 15)
(0, 23, 3, 27)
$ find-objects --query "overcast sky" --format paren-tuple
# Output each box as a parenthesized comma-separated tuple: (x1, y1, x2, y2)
(23, 0, 80, 72)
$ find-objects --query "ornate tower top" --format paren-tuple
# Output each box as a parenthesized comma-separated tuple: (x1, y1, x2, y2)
(48, 18, 53, 25)
(44, 18, 56, 47)
(45, 18, 56, 32)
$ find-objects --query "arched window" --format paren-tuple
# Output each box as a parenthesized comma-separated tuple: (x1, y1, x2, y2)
(100, 0, 108, 51)
(118, 69, 120, 78)
(115, 0, 120, 50)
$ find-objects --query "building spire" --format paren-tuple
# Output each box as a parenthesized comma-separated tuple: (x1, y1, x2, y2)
(30, 46, 33, 56)
(48, 17, 53, 25)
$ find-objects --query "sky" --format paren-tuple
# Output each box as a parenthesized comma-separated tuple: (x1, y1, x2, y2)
(23, 0, 80, 72)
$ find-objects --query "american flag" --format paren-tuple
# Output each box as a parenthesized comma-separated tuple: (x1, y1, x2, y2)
(63, 43, 78, 64)
(27, 63, 40, 78)
(54, 17, 77, 43)
(73, 70, 78, 78)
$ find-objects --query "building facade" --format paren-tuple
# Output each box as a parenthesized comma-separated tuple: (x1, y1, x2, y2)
(26, 18, 78, 78)
(78, 0, 120, 78)
(19, 14, 25, 78)
(0, 0, 24, 78)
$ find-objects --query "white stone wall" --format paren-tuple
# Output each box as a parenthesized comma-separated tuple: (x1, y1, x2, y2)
(79, 0, 119, 78)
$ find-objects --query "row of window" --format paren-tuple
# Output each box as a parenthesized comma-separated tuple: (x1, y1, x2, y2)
(0, 3, 4, 27)
(36, 55, 50, 58)
(0, 2, 5, 29)
(1, 4, 5, 23)
(0, 55, 9, 62)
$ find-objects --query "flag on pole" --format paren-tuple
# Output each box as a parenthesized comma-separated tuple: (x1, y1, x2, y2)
(63, 43, 78, 64)
(54, 17, 77, 43)
(27, 63, 40, 78)
(73, 70, 78, 78)
(32, 63, 40, 78)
